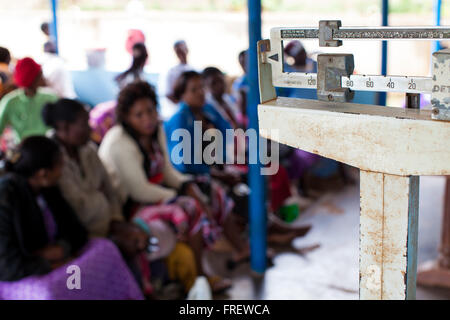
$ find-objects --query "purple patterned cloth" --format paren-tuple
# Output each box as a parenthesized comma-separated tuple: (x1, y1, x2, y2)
(0, 238, 144, 300)
(89, 100, 116, 144)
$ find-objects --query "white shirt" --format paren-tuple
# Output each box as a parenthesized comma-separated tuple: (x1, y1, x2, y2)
(39, 53, 77, 99)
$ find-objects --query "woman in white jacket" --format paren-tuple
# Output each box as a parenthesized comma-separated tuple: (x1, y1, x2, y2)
(99, 81, 243, 293)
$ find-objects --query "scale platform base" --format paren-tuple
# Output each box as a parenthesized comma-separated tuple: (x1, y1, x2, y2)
(417, 261, 450, 289)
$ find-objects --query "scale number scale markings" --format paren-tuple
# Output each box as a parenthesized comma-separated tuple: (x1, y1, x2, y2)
(273, 72, 432, 94)
(341, 75, 432, 93)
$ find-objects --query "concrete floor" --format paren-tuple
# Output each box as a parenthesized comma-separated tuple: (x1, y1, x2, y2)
(205, 175, 450, 300)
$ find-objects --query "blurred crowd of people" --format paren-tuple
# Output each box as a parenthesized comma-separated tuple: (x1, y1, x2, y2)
(0, 24, 353, 300)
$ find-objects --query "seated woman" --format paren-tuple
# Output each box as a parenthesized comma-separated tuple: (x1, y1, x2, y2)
(42, 99, 128, 238)
(164, 71, 312, 262)
(42, 98, 149, 270)
(99, 81, 238, 293)
(202, 67, 242, 129)
(42, 98, 199, 297)
(164, 70, 243, 184)
(0, 136, 143, 299)
(42, 99, 124, 237)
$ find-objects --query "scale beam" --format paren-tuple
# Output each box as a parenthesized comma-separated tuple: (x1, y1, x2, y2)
(276, 26, 450, 41)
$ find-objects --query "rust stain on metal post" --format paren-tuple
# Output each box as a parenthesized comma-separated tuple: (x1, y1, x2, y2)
(359, 171, 419, 299)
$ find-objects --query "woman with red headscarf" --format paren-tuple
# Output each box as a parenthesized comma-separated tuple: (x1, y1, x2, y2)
(0, 57, 57, 142)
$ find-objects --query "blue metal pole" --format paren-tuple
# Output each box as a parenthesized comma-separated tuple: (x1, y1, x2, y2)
(50, 0, 59, 55)
(379, 0, 388, 106)
(434, 0, 442, 52)
(247, 0, 266, 274)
